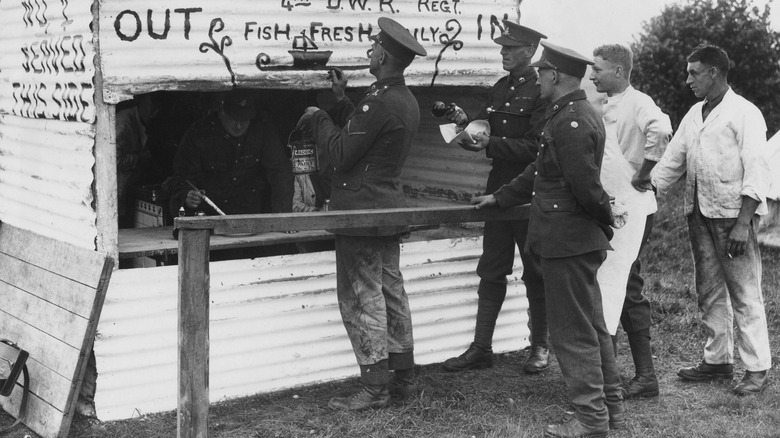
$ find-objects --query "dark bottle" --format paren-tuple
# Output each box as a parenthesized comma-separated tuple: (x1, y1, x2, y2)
(431, 101, 456, 118)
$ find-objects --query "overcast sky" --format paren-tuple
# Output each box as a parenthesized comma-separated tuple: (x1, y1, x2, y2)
(519, 0, 778, 57)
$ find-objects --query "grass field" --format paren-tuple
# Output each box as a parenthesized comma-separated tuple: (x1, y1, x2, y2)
(4, 181, 780, 437)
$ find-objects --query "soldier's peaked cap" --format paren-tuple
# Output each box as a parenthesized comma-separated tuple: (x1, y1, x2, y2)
(530, 41, 593, 78)
(493, 20, 547, 47)
(221, 90, 256, 121)
(370, 17, 427, 64)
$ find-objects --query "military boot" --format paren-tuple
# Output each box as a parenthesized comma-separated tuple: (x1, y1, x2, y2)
(622, 329, 659, 398)
(544, 417, 609, 438)
(522, 344, 549, 374)
(442, 343, 493, 371)
(442, 291, 503, 372)
(388, 368, 418, 399)
(328, 361, 390, 411)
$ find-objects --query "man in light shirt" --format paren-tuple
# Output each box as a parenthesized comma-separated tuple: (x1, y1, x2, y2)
(589, 44, 672, 399)
(646, 44, 772, 395)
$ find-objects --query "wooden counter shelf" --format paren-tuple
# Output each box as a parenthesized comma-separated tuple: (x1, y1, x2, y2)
(119, 205, 528, 262)
(117, 226, 334, 259)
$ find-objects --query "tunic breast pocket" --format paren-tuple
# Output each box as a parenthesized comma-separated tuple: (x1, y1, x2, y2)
(538, 197, 577, 212)
(235, 153, 261, 170)
(334, 170, 364, 192)
(537, 136, 561, 176)
(206, 161, 229, 173)
(507, 97, 535, 116)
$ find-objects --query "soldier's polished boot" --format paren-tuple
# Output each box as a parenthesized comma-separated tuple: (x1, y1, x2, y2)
(388, 352, 417, 398)
(388, 368, 418, 399)
(622, 329, 659, 399)
(328, 361, 390, 411)
(522, 345, 549, 373)
(544, 417, 609, 438)
(621, 374, 659, 399)
(443, 292, 502, 372)
(442, 343, 493, 371)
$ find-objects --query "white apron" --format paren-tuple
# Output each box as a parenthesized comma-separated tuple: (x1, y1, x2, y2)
(598, 115, 657, 335)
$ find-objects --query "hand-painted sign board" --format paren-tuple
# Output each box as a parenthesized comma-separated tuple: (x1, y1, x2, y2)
(98, 0, 517, 102)
(0, 0, 96, 122)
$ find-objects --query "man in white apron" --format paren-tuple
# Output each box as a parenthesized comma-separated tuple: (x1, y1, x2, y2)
(589, 44, 672, 399)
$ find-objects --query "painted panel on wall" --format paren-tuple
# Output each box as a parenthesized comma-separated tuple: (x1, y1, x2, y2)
(98, 0, 518, 102)
(0, 0, 98, 248)
(0, 0, 96, 123)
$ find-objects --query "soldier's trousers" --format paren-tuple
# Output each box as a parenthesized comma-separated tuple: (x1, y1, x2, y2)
(539, 250, 621, 427)
(620, 214, 654, 333)
(335, 234, 414, 366)
(477, 218, 546, 345)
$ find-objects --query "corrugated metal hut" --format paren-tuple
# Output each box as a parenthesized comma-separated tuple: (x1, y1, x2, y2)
(0, 0, 533, 427)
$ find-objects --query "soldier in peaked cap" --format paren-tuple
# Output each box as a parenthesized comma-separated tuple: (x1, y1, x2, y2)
(440, 20, 551, 376)
(168, 89, 293, 219)
(473, 41, 626, 438)
(297, 17, 426, 411)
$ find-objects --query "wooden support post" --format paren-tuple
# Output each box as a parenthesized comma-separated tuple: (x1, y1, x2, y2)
(177, 228, 211, 438)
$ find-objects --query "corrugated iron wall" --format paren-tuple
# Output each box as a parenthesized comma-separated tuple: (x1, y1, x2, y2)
(96, 237, 530, 420)
(0, 0, 97, 248)
(98, 0, 518, 102)
(404, 86, 495, 204)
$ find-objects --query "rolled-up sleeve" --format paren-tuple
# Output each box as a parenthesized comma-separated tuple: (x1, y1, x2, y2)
(738, 106, 770, 205)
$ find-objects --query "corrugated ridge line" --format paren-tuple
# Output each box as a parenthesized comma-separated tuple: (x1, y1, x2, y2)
(0, 155, 92, 184)
(0, 114, 95, 149)
(0, 202, 96, 248)
(0, 186, 96, 247)
(99, 265, 490, 344)
(0, 182, 93, 220)
(0, 138, 94, 171)
(0, 114, 96, 230)
(98, 256, 491, 335)
(95, 237, 529, 420)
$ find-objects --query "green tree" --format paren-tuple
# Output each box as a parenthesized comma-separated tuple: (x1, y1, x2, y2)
(631, 0, 780, 135)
